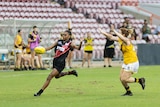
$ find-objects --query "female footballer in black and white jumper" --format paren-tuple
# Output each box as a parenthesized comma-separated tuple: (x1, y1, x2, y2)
(34, 30, 83, 96)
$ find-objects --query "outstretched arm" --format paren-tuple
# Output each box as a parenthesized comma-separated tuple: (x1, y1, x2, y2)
(113, 29, 130, 45)
(45, 41, 58, 51)
(71, 38, 83, 50)
(99, 28, 119, 41)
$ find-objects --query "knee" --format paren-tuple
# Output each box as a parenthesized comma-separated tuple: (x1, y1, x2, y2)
(47, 74, 54, 81)
(120, 76, 127, 82)
(54, 73, 60, 79)
(83, 57, 87, 60)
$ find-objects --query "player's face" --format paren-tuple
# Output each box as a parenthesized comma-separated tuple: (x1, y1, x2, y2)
(62, 32, 70, 40)
(33, 28, 38, 32)
(19, 30, 23, 36)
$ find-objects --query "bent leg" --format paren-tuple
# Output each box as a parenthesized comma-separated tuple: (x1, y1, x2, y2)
(34, 68, 59, 96)
(41, 68, 59, 90)
(120, 69, 133, 96)
(55, 70, 78, 79)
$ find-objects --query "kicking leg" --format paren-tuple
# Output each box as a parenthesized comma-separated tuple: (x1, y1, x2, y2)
(55, 70, 78, 79)
(34, 68, 59, 96)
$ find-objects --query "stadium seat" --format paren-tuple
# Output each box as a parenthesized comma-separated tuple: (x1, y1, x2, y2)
(148, 34, 155, 43)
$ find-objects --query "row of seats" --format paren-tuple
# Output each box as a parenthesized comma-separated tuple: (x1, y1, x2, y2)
(0, 2, 59, 7)
(79, 8, 123, 15)
(75, 3, 113, 9)
(0, 0, 50, 3)
(148, 34, 160, 44)
(65, 1, 120, 10)
(0, 4, 68, 12)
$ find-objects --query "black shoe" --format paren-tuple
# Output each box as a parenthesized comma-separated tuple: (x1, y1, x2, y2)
(29, 66, 32, 70)
(40, 68, 47, 70)
(32, 68, 37, 70)
(14, 68, 18, 71)
(108, 65, 112, 67)
(70, 70, 78, 77)
(34, 93, 41, 96)
(24, 66, 28, 70)
(122, 91, 133, 96)
(17, 68, 21, 71)
(14, 68, 21, 71)
(104, 65, 106, 67)
(139, 78, 145, 90)
(34, 89, 43, 96)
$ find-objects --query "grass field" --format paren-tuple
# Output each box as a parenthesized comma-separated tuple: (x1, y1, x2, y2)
(0, 65, 160, 107)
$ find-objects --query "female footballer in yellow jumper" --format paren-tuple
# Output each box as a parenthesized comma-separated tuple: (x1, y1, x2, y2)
(82, 32, 94, 68)
(99, 28, 145, 96)
(14, 29, 25, 71)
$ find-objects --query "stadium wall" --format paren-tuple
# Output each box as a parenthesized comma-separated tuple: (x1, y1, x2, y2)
(137, 44, 160, 65)
(119, 5, 160, 25)
(119, 6, 151, 22)
(139, 4, 160, 17)
(138, 4, 160, 25)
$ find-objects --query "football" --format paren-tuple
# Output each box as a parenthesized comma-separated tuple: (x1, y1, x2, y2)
(34, 46, 46, 54)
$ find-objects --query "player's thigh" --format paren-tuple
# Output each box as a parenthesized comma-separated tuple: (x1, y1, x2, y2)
(83, 52, 88, 58)
(50, 68, 59, 76)
(88, 53, 92, 59)
(120, 69, 132, 80)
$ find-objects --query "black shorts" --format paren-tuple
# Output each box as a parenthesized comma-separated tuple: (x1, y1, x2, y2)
(84, 51, 93, 54)
(104, 48, 114, 58)
(53, 57, 65, 73)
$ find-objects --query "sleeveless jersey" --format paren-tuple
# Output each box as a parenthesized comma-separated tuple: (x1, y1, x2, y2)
(84, 38, 94, 51)
(118, 39, 138, 64)
(54, 39, 72, 58)
(15, 34, 22, 49)
(105, 38, 114, 49)
(28, 33, 40, 49)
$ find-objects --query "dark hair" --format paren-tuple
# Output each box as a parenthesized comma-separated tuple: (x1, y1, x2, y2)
(124, 17, 128, 19)
(33, 31, 38, 35)
(33, 26, 37, 29)
(120, 28, 133, 37)
(65, 30, 72, 35)
(18, 29, 21, 33)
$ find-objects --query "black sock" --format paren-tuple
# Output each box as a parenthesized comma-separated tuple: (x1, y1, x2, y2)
(125, 86, 131, 92)
(135, 78, 139, 83)
(37, 89, 43, 94)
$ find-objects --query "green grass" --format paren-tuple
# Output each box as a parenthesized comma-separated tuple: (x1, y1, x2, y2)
(0, 66, 160, 107)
